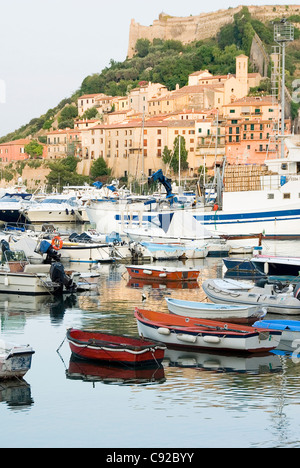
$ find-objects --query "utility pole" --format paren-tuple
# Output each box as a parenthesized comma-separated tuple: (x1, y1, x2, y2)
(274, 19, 294, 158)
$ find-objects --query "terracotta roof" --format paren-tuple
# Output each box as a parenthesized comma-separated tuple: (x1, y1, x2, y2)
(223, 95, 276, 107)
(0, 138, 31, 146)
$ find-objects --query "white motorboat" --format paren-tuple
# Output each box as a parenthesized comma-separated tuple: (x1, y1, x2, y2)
(202, 278, 300, 315)
(165, 297, 266, 324)
(21, 194, 84, 223)
(0, 338, 35, 379)
(0, 250, 80, 295)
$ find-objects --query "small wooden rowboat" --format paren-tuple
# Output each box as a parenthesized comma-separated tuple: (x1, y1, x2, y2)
(134, 308, 281, 353)
(66, 328, 166, 366)
(165, 297, 266, 324)
(126, 265, 200, 282)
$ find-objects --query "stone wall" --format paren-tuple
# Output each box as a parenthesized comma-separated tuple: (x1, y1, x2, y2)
(128, 5, 300, 58)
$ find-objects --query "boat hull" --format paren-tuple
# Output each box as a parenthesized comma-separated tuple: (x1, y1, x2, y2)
(165, 298, 265, 324)
(126, 265, 200, 282)
(202, 279, 300, 315)
(134, 308, 281, 353)
(251, 255, 300, 276)
(0, 341, 34, 380)
(66, 329, 166, 366)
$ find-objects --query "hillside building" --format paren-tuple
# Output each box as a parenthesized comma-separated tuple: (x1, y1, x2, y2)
(0, 139, 46, 162)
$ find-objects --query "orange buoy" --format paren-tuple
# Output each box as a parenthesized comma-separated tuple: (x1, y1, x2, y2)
(51, 236, 63, 251)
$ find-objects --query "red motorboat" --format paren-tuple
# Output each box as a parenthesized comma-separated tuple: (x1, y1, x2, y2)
(126, 265, 200, 282)
(66, 328, 166, 366)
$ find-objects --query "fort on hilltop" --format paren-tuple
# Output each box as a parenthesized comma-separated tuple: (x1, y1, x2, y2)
(127, 4, 300, 58)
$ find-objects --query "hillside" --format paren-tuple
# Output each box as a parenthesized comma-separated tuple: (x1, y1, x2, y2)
(1, 6, 300, 143)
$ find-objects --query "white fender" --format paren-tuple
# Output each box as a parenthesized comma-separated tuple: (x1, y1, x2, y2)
(176, 334, 197, 343)
(203, 335, 221, 344)
(157, 327, 170, 335)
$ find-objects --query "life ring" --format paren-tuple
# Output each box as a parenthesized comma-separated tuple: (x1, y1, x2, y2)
(51, 236, 63, 251)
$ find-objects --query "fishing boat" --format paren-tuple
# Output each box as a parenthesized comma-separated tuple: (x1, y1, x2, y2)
(202, 278, 300, 315)
(126, 265, 200, 282)
(134, 308, 281, 353)
(165, 297, 266, 324)
(66, 328, 166, 366)
(0, 338, 35, 379)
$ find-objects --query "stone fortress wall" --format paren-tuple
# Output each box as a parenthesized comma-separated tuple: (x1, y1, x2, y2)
(127, 5, 300, 58)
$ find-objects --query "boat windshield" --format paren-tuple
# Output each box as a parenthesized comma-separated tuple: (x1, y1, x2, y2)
(41, 197, 77, 206)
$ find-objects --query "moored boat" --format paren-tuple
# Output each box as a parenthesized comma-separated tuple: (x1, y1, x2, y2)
(126, 265, 200, 282)
(66, 328, 166, 366)
(0, 338, 35, 379)
(253, 319, 300, 351)
(165, 297, 266, 324)
(250, 254, 300, 276)
(202, 278, 300, 315)
(134, 308, 281, 353)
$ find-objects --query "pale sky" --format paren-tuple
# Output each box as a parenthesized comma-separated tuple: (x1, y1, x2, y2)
(0, 0, 295, 137)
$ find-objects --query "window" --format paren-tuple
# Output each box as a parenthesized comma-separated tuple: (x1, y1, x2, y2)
(250, 124, 254, 131)
(283, 193, 290, 199)
(157, 139, 161, 147)
(157, 129, 161, 134)
(267, 193, 274, 199)
(229, 109, 235, 113)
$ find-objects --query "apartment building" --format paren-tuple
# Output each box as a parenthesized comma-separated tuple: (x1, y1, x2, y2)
(128, 82, 168, 114)
(79, 117, 199, 179)
(195, 114, 226, 174)
(0, 139, 35, 162)
(222, 95, 291, 164)
(77, 94, 101, 116)
(46, 129, 82, 159)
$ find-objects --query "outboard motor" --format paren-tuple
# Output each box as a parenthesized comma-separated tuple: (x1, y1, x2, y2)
(1, 239, 10, 263)
(39, 240, 61, 264)
(50, 262, 75, 293)
(294, 283, 300, 300)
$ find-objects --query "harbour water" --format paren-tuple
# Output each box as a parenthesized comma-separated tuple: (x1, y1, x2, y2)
(1, 236, 300, 448)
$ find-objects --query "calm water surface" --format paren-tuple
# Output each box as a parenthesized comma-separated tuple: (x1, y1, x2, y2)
(1, 238, 300, 448)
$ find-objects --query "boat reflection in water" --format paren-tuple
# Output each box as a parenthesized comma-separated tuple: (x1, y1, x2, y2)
(66, 356, 166, 386)
(164, 348, 283, 375)
(127, 278, 199, 290)
(0, 378, 33, 410)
